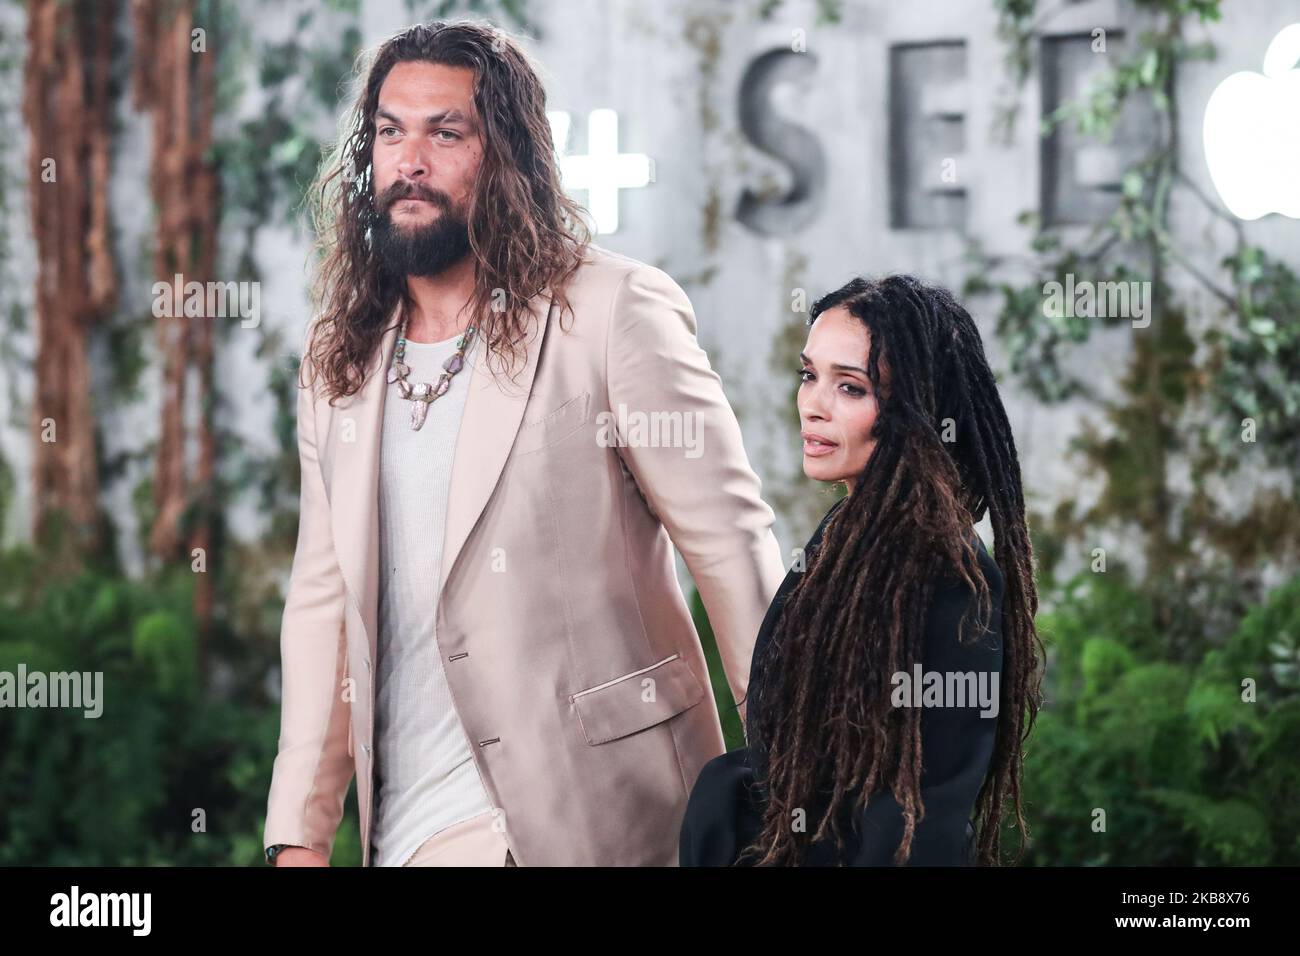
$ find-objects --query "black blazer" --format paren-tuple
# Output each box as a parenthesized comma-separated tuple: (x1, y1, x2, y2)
(679, 495, 1005, 866)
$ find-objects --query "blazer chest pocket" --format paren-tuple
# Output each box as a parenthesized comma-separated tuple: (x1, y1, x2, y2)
(569, 653, 705, 745)
(512, 390, 591, 456)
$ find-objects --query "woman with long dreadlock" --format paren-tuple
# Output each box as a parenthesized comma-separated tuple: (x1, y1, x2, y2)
(679, 274, 1044, 866)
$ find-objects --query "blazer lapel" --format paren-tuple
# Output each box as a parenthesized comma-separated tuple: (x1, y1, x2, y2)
(327, 290, 556, 667)
(439, 289, 555, 597)
(329, 308, 400, 671)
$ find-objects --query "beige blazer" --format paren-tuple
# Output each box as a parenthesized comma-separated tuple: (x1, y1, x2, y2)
(263, 244, 786, 866)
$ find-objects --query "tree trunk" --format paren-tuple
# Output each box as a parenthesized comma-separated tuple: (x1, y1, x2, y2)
(133, 0, 220, 642)
(23, 0, 118, 565)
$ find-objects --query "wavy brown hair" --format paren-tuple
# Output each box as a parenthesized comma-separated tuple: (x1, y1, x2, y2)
(742, 275, 1044, 866)
(302, 20, 590, 402)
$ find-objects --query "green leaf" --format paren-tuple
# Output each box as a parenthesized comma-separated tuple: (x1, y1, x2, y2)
(1139, 50, 1159, 86)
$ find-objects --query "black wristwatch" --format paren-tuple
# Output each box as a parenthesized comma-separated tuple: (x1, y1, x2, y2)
(265, 844, 290, 864)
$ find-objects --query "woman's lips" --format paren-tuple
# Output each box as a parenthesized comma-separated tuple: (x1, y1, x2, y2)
(802, 436, 838, 458)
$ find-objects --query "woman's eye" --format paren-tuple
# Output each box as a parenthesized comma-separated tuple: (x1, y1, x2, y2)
(800, 368, 867, 396)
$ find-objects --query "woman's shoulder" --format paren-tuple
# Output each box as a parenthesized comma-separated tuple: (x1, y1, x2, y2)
(926, 531, 1004, 664)
(936, 530, 1004, 596)
(972, 532, 1004, 596)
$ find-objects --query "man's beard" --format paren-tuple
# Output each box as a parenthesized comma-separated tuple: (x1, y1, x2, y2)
(371, 184, 471, 278)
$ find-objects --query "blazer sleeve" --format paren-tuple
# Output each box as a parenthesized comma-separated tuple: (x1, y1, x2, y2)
(605, 264, 787, 715)
(262, 363, 355, 860)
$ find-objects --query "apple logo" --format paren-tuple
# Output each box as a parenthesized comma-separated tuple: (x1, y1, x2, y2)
(1203, 23, 1300, 220)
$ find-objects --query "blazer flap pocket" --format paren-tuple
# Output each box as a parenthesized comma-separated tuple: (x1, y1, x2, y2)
(570, 654, 705, 745)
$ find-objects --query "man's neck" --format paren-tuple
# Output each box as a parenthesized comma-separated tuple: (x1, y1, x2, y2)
(403, 255, 477, 343)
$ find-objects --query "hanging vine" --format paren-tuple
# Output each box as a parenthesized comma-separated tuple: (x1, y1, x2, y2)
(969, 0, 1300, 610)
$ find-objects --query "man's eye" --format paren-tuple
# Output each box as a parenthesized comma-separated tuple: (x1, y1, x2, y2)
(436, 130, 460, 141)
(378, 127, 398, 137)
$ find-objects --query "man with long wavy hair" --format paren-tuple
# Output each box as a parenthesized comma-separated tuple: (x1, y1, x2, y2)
(262, 20, 786, 867)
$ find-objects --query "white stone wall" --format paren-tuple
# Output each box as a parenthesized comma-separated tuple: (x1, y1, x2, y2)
(1, 0, 1296, 578)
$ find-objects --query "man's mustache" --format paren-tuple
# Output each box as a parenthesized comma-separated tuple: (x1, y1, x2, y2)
(379, 182, 453, 213)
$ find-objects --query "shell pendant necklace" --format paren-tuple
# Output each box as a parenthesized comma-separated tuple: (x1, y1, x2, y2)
(387, 317, 477, 431)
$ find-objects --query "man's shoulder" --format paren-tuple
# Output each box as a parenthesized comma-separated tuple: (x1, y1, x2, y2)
(569, 242, 681, 297)
(578, 241, 650, 276)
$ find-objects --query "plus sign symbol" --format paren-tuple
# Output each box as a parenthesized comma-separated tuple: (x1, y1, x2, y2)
(547, 108, 653, 234)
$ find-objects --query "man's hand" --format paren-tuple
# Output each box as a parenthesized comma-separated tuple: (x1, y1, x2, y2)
(274, 847, 329, 867)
